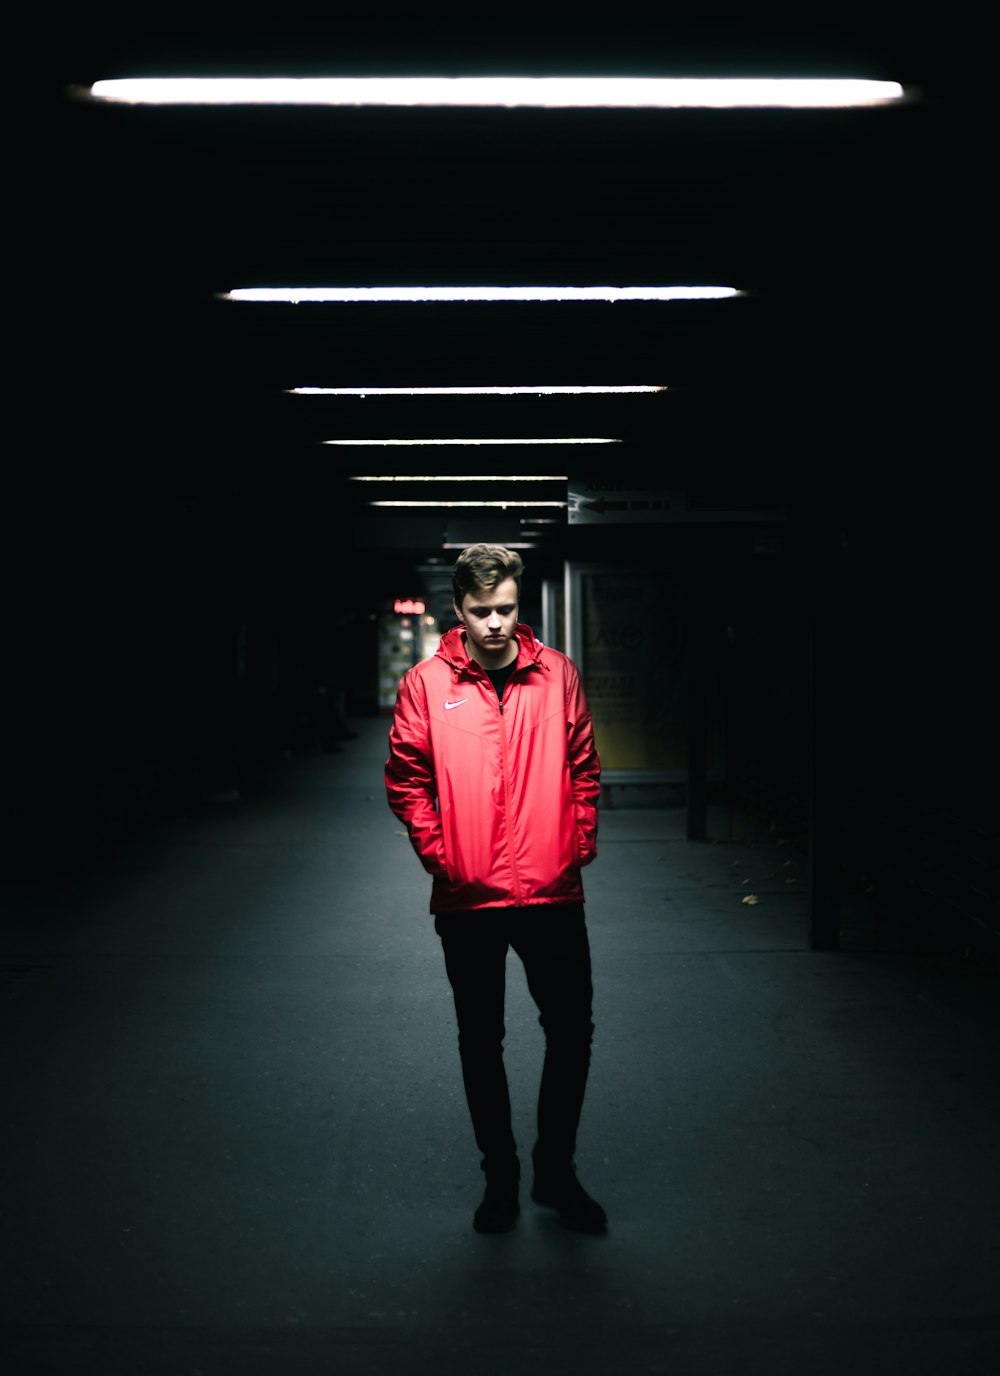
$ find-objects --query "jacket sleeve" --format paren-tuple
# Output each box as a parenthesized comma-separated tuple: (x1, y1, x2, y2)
(566, 662, 601, 866)
(384, 670, 448, 877)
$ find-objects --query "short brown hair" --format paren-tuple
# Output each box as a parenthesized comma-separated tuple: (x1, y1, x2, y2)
(452, 543, 524, 607)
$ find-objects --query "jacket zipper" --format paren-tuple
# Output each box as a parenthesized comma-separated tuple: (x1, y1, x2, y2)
(496, 679, 523, 905)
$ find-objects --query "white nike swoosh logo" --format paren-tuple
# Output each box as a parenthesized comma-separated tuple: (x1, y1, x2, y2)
(444, 698, 467, 710)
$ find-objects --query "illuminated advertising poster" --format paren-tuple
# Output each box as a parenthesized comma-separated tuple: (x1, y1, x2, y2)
(569, 564, 722, 783)
(581, 570, 687, 772)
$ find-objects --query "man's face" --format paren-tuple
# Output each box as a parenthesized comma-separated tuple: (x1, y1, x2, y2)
(455, 576, 519, 667)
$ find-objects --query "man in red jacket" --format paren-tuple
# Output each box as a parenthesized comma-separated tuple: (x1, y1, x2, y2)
(385, 543, 607, 1234)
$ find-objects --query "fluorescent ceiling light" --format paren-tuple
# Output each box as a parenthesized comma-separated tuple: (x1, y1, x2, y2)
(371, 500, 567, 508)
(227, 286, 738, 303)
(350, 474, 568, 481)
(323, 437, 619, 446)
(290, 385, 666, 396)
(352, 476, 566, 481)
(88, 77, 905, 108)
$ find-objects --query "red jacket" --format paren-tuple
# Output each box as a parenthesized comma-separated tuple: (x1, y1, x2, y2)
(385, 623, 600, 913)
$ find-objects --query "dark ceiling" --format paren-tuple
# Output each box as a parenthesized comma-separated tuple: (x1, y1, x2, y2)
(42, 6, 973, 608)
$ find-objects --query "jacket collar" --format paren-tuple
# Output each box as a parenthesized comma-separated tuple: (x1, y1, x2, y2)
(437, 622, 544, 677)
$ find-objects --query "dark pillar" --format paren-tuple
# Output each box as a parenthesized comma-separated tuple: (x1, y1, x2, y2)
(686, 607, 708, 841)
(807, 534, 842, 950)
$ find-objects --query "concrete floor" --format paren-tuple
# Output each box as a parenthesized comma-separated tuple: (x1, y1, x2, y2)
(3, 716, 998, 1375)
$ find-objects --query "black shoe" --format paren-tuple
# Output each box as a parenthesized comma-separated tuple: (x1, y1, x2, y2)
(473, 1181, 520, 1234)
(531, 1171, 608, 1233)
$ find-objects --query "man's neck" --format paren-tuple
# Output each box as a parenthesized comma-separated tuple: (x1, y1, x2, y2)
(467, 636, 518, 670)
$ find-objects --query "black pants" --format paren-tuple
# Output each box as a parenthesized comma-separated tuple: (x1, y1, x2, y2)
(434, 904, 594, 1183)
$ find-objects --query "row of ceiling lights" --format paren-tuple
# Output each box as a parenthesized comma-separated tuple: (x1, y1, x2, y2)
(243, 290, 736, 491)
(80, 74, 905, 518)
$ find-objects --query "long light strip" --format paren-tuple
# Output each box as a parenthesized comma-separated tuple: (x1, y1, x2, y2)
(350, 474, 568, 481)
(227, 286, 738, 303)
(87, 78, 905, 108)
(323, 437, 620, 445)
(290, 384, 666, 396)
(371, 500, 567, 508)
